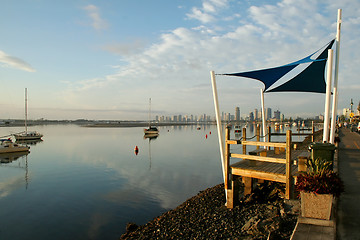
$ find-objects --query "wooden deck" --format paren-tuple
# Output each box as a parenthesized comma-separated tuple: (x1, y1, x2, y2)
(231, 150, 307, 183)
(224, 127, 310, 208)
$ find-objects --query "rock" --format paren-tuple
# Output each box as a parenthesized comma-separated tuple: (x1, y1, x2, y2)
(125, 222, 138, 232)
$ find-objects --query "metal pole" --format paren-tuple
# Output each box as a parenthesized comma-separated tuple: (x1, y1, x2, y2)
(210, 71, 227, 198)
(330, 9, 342, 144)
(323, 49, 333, 142)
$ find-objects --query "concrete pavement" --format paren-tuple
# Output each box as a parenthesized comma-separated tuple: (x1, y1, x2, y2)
(337, 128, 360, 240)
(291, 128, 360, 240)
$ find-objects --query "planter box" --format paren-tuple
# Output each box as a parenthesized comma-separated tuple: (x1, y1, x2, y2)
(300, 192, 333, 220)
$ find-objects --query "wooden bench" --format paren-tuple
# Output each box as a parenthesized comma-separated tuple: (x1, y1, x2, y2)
(249, 148, 268, 156)
(224, 127, 310, 208)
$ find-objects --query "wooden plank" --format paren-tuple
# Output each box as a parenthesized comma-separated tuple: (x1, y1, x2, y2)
(230, 153, 286, 164)
(231, 167, 286, 183)
(298, 151, 310, 159)
(270, 133, 313, 136)
(226, 140, 241, 145)
(241, 140, 286, 148)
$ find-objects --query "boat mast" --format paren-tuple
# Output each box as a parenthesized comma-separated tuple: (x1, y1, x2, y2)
(148, 98, 151, 127)
(25, 88, 28, 134)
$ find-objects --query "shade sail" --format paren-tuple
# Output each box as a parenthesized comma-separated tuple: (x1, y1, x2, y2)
(221, 39, 335, 93)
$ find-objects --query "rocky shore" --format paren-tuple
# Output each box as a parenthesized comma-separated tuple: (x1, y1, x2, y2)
(120, 130, 323, 239)
(120, 182, 299, 239)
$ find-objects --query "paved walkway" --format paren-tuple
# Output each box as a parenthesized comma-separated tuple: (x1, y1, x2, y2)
(337, 128, 360, 240)
(291, 128, 360, 240)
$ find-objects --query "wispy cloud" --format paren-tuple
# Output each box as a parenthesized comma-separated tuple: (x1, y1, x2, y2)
(186, 0, 229, 23)
(83, 4, 108, 30)
(101, 40, 146, 56)
(62, 0, 360, 119)
(0, 50, 35, 72)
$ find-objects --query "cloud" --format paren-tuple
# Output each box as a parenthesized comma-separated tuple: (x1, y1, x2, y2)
(63, 0, 360, 119)
(83, 4, 108, 30)
(101, 40, 146, 56)
(186, 0, 229, 23)
(0, 50, 35, 72)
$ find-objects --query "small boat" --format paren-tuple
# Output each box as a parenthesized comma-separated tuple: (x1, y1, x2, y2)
(144, 98, 159, 135)
(14, 131, 43, 141)
(144, 127, 159, 135)
(234, 125, 242, 133)
(14, 88, 43, 141)
(0, 139, 30, 154)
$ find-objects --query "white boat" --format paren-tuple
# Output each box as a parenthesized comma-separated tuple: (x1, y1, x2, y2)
(0, 139, 29, 154)
(234, 125, 242, 133)
(14, 88, 43, 141)
(144, 98, 159, 135)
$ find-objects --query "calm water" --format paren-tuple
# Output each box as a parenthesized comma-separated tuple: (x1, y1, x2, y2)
(0, 124, 304, 240)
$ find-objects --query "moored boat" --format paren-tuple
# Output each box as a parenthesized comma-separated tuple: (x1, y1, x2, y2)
(14, 131, 43, 141)
(234, 125, 242, 133)
(0, 139, 30, 154)
(14, 88, 43, 141)
(144, 98, 159, 135)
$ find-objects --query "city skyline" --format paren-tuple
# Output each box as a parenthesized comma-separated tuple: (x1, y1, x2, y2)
(1, 1, 359, 120)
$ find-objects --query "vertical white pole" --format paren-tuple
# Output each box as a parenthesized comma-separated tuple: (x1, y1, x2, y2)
(260, 89, 266, 144)
(25, 88, 28, 134)
(323, 49, 333, 143)
(330, 9, 342, 144)
(210, 71, 227, 197)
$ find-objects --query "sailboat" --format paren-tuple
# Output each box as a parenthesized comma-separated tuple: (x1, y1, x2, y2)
(143, 98, 159, 135)
(14, 88, 43, 141)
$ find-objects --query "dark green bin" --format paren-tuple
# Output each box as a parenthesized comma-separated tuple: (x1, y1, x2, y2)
(309, 142, 336, 167)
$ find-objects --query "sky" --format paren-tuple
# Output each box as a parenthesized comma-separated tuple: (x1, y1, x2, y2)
(0, 0, 359, 120)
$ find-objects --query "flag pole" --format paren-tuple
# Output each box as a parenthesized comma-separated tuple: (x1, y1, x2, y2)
(210, 71, 227, 199)
(260, 89, 266, 144)
(330, 9, 342, 144)
(323, 49, 333, 142)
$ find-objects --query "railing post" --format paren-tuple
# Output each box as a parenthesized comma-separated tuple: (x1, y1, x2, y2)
(225, 125, 237, 208)
(256, 125, 260, 150)
(267, 126, 271, 149)
(242, 127, 246, 154)
(285, 130, 293, 199)
(225, 126, 231, 190)
(311, 121, 315, 142)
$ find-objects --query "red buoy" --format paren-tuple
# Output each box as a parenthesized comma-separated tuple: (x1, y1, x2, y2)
(205, 134, 208, 139)
(209, 131, 211, 135)
(134, 146, 139, 155)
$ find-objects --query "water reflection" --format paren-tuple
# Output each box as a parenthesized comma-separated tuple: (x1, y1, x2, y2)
(144, 133, 158, 170)
(0, 152, 30, 197)
(16, 139, 43, 146)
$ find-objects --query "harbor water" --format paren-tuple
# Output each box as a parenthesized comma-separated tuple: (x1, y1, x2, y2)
(0, 123, 305, 240)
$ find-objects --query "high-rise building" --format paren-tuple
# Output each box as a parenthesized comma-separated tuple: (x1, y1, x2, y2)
(266, 108, 272, 120)
(235, 107, 240, 121)
(274, 110, 281, 120)
(254, 109, 258, 121)
(249, 112, 254, 122)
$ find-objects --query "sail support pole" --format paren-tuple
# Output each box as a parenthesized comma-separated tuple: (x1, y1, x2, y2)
(323, 49, 333, 142)
(330, 9, 342, 144)
(210, 71, 227, 199)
